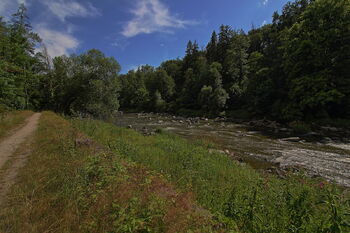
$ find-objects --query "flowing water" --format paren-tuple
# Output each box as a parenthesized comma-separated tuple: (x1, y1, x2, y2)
(114, 113, 350, 187)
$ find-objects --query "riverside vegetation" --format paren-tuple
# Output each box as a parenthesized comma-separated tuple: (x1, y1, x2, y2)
(0, 112, 228, 233)
(1, 0, 350, 232)
(74, 118, 350, 233)
(1, 0, 349, 123)
(0, 111, 349, 232)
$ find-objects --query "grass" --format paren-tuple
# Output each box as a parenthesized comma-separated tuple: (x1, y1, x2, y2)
(0, 112, 226, 233)
(74, 118, 350, 233)
(0, 110, 33, 139)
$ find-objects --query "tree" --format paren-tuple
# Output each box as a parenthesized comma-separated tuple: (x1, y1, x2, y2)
(152, 90, 166, 112)
(206, 31, 218, 63)
(217, 25, 233, 64)
(0, 4, 41, 109)
(225, 30, 250, 101)
(183, 40, 200, 72)
(160, 59, 183, 93)
(43, 49, 121, 118)
(198, 63, 229, 113)
(282, 0, 349, 119)
(150, 69, 175, 102)
(119, 71, 150, 110)
(198, 85, 213, 112)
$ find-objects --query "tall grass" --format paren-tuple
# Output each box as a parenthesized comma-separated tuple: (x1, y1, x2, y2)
(74, 119, 350, 233)
(0, 112, 225, 233)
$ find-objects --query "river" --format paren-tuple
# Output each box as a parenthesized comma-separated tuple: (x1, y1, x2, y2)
(114, 113, 350, 187)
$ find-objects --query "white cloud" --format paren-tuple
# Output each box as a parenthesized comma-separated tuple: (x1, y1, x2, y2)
(36, 25, 79, 57)
(261, 20, 267, 26)
(0, 0, 27, 17)
(43, 0, 100, 22)
(122, 0, 196, 38)
(262, 0, 269, 6)
(128, 64, 147, 72)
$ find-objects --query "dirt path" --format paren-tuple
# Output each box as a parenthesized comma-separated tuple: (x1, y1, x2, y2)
(0, 113, 41, 204)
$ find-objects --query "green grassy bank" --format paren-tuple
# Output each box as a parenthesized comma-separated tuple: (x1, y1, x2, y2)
(74, 118, 350, 233)
(0, 112, 225, 233)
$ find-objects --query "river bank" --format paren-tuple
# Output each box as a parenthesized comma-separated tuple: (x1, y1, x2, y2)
(114, 112, 350, 187)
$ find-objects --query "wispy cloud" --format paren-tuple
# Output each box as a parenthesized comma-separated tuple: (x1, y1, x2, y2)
(128, 64, 147, 72)
(43, 0, 100, 22)
(0, 0, 26, 17)
(262, 0, 269, 6)
(111, 39, 130, 51)
(122, 0, 196, 38)
(36, 25, 79, 57)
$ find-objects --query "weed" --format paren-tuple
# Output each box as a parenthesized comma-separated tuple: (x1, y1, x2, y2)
(74, 118, 350, 233)
(0, 112, 222, 233)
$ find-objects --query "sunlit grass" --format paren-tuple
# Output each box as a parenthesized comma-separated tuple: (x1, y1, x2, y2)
(0, 112, 225, 233)
(74, 118, 350, 233)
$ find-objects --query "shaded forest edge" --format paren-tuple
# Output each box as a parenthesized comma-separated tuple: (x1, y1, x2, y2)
(1, 0, 350, 125)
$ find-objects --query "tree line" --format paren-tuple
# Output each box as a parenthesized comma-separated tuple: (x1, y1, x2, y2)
(1, 0, 350, 121)
(119, 0, 350, 121)
(0, 4, 121, 119)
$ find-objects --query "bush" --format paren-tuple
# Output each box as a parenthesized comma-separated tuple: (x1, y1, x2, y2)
(289, 121, 312, 134)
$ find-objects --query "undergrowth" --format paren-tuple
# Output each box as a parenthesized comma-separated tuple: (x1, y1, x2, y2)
(74, 118, 350, 233)
(0, 112, 226, 233)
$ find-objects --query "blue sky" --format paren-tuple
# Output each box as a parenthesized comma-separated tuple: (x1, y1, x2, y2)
(1, 0, 290, 73)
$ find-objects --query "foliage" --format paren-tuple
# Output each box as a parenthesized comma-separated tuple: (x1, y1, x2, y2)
(40, 49, 121, 118)
(75, 118, 350, 233)
(2, 0, 349, 122)
(116, 0, 350, 122)
(0, 112, 225, 232)
(0, 5, 41, 110)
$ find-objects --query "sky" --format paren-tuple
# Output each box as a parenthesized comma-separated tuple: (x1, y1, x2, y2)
(1, 0, 290, 73)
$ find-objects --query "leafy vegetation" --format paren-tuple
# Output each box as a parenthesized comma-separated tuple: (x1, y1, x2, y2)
(1, 0, 349, 123)
(0, 0, 349, 232)
(0, 112, 226, 233)
(75, 118, 350, 233)
(0, 5, 120, 119)
(117, 0, 350, 122)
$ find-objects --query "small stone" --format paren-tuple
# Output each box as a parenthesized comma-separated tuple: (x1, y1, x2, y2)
(280, 137, 301, 142)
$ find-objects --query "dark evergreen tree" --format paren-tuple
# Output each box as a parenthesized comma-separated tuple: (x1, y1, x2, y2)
(206, 31, 218, 63)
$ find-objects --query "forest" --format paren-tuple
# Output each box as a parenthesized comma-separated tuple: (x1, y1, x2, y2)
(1, 0, 349, 122)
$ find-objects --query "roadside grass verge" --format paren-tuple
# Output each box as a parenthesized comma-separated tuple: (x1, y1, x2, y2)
(74, 118, 350, 233)
(0, 112, 226, 233)
(0, 110, 33, 139)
